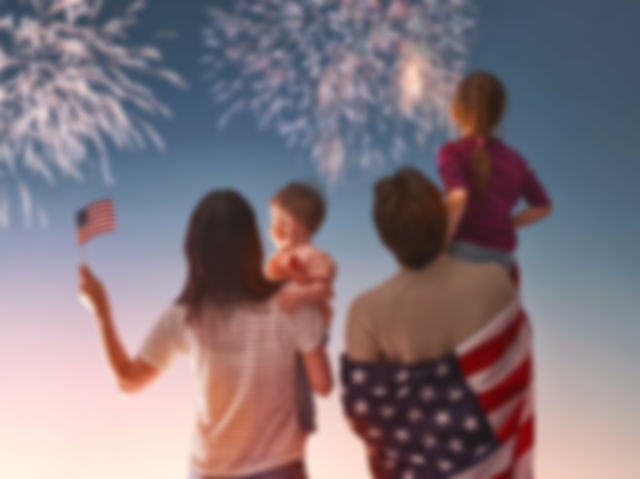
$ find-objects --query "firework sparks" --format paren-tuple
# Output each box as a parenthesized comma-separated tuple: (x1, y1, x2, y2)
(0, 0, 185, 228)
(203, 0, 473, 181)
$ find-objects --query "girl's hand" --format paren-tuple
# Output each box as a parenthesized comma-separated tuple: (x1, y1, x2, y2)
(78, 264, 109, 319)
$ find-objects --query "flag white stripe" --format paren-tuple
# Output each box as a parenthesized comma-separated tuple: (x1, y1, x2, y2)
(467, 322, 532, 394)
(487, 391, 526, 433)
(455, 294, 522, 356)
(451, 438, 515, 479)
(513, 448, 534, 479)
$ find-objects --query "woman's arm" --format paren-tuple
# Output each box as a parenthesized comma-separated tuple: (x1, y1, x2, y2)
(265, 253, 289, 281)
(79, 265, 160, 394)
(301, 345, 333, 396)
(513, 204, 552, 228)
(277, 281, 333, 314)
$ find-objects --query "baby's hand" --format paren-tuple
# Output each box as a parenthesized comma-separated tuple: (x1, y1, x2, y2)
(288, 255, 313, 284)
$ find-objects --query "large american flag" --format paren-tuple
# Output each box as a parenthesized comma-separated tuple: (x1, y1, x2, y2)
(342, 297, 534, 479)
(76, 198, 116, 245)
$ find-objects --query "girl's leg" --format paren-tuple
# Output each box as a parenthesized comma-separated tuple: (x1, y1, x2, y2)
(450, 241, 514, 270)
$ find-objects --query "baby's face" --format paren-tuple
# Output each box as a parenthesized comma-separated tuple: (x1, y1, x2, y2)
(270, 203, 305, 249)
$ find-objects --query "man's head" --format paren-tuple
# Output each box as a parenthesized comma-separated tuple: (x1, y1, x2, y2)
(270, 181, 326, 248)
(374, 167, 446, 269)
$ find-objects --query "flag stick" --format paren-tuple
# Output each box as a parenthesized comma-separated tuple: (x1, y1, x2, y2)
(79, 243, 87, 265)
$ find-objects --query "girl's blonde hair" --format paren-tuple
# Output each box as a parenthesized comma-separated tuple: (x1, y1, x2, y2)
(451, 72, 507, 193)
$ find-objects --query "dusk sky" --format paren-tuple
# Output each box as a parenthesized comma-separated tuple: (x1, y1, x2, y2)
(1, 1, 639, 478)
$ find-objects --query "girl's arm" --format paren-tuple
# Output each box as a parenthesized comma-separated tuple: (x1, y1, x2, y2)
(444, 187, 468, 243)
(301, 344, 333, 396)
(79, 265, 160, 394)
(513, 204, 552, 228)
(515, 166, 552, 228)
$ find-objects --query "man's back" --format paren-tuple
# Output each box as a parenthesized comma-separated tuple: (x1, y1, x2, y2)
(346, 255, 515, 363)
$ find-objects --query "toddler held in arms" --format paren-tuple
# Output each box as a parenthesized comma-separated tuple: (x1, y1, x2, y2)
(267, 181, 336, 322)
(267, 181, 336, 433)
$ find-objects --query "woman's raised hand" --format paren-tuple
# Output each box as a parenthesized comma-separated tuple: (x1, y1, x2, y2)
(78, 264, 109, 319)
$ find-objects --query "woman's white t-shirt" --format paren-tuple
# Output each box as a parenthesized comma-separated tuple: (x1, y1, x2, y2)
(138, 299, 325, 477)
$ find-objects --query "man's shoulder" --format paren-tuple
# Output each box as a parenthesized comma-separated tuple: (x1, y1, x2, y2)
(349, 274, 399, 319)
(447, 257, 516, 301)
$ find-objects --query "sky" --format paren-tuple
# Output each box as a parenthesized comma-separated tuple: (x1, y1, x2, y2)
(1, 0, 640, 478)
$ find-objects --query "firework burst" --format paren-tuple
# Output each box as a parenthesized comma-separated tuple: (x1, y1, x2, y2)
(0, 0, 185, 228)
(203, 0, 473, 181)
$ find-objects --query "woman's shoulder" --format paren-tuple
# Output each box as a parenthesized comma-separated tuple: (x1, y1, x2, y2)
(160, 302, 189, 324)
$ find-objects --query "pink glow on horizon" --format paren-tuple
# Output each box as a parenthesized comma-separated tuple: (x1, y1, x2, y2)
(1, 275, 638, 479)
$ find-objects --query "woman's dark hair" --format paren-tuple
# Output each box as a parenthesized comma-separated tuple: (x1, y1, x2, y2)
(374, 168, 446, 269)
(452, 71, 507, 193)
(177, 189, 280, 321)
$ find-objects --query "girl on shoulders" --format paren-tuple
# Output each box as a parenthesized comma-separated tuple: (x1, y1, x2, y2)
(439, 71, 552, 270)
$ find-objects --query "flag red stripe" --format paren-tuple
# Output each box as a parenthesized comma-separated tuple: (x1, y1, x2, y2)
(78, 225, 114, 235)
(479, 357, 532, 413)
(88, 211, 114, 218)
(79, 220, 115, 228)
(76, 198, 116, 245)
(515, 415, 534, 458)
(496, 399, 526, 442)
(491, 416, 534, 479)
(82, 220, 115, 227)
(460, 311, 527, 377)
(79, 224, 115, 233)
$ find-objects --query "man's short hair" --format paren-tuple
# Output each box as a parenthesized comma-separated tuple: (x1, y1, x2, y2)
(272, 181, 326, 234)
(374, 168, 446, 269)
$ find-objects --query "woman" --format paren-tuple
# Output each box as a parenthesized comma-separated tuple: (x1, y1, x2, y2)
(342, 168, 534, 478)
(79, 190, 333, 479)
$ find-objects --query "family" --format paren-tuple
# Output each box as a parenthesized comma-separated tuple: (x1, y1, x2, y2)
(79, 72, 552, 479)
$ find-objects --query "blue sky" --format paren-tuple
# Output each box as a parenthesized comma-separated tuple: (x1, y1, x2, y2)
(1, 1, 639, 478)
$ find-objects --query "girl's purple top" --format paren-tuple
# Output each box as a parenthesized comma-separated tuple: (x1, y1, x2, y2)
(438, 137, 551, 253)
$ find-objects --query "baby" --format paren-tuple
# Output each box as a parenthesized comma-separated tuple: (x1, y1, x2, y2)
(267, 181, 336, 321)
(267, 181, 336, 433)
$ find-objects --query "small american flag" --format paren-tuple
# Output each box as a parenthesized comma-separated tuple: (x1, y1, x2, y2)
(76, 198, 116, 245)
(342, 296, 534, 479)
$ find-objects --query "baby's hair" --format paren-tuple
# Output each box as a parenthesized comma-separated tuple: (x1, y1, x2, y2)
(272, 181, 326, 235)
(452, 71, 507, 193)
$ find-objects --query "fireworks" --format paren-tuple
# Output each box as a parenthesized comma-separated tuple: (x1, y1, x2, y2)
(203, 0, 473, 180)
(0, 0, 185, 227)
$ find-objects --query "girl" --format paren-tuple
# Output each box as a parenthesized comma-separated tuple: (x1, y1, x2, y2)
(79, 190, 333, 479)
(439, 71, 552, 270)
